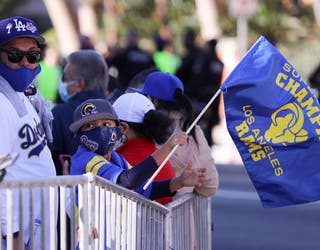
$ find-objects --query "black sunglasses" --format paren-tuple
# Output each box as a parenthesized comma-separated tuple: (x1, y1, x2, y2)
(0, 48, 41, 64)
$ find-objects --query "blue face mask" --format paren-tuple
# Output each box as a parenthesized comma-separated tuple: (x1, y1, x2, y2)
(0, 61, 41, 92)
(113, 126, 126, 150)
(78, 126, 120, 155)
(58, 81, 75, 103)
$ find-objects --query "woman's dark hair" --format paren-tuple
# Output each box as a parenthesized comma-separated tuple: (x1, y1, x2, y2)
(126, 110, 174, 145)
(154, 89, 197, 144)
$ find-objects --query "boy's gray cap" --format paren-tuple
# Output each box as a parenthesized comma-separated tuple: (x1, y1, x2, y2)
(69, 99, 119, 133)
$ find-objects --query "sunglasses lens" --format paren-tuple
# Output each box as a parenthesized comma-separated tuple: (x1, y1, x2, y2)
(7, 50, 23, 63)
(25, 51, 41, 64)
(4, 50, 40, 64)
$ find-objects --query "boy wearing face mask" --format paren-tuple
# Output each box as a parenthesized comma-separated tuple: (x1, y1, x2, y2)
(69, 98, 207, 199)
(0, 16, 56, 249)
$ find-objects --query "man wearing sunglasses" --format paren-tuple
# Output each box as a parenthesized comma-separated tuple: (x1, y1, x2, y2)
(0, 16, 56, 249)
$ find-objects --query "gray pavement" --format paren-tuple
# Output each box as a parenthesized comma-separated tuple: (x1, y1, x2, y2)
(211, 163, 320, 250)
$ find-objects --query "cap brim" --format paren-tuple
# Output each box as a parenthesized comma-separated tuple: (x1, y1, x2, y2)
(69, 113, 117, 133)
(0, 34, 46, 47)
(126, 87, 144, 94)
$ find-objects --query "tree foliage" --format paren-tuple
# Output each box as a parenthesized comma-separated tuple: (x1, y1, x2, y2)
(216, 0, 315, 45)
(0, 0, 24, 19)
(102, 0, 316, 47)
(0, 0, 317, 48)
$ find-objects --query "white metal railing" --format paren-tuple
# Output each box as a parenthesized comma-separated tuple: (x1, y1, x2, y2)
(0, 174, 211, 250)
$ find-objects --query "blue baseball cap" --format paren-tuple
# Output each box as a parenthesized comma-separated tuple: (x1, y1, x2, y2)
(0, 16, 45, 47)
(130, 72, 184, 102)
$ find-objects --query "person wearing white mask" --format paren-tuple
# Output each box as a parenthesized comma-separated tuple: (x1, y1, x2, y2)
(49, 49, 108, 175)
(113, 92, 176, 204)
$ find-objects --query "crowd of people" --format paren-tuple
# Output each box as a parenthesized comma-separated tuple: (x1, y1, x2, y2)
(0, 15, 220, 249)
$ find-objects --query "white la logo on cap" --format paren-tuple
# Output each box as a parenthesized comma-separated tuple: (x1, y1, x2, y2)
(6, 18, 37, 34)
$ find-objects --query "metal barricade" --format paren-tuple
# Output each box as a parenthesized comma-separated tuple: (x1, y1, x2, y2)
(0, 174, 211, 250)
(0, 175, 89, 250)
(166, 194, 212, 250)
(90, 175, 169, 250)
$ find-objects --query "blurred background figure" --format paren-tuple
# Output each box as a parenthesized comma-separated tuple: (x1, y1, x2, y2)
(152, 32, 181, 74)
(105, 74, 123, 104)
(79, 33, 95, 50)
(126, 67, 158, 91)
(176, 27, 202, 94)
(106, 29, 155, 92)
(308, 63, 320, 101)
(36, 45, 62, 106)
(191, 39, 224, 146)
(177, 28, 224, 146)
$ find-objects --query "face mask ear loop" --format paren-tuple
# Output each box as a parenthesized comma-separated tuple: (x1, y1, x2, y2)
(121, 134, 128, 143)
(119, 122, 129, 143)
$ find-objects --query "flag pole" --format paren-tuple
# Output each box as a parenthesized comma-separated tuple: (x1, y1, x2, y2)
(143, 88, 222, 190)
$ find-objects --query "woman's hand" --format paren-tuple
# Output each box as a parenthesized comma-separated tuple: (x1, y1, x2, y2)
(170, 161, 207, 192)
(166, 131, 188, 149)
(151, 131, 188, 166)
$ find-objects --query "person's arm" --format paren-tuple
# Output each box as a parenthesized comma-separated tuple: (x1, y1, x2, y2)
(150, 131, 187, 166)
(117, 156, 157, 189)
(149, 180, 172, 199)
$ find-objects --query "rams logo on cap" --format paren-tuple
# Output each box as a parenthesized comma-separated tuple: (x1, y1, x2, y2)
(82, 103, 97, 116)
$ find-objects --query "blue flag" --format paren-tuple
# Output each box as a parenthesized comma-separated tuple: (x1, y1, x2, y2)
(221, 36, 320, 208)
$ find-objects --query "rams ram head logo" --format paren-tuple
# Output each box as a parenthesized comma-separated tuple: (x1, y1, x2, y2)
(81, 103, 97, 116)
(264, 102, 308, 146)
